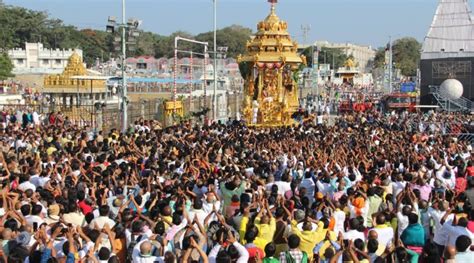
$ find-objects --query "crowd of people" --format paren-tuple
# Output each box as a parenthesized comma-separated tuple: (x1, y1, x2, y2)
(0, 108, 472, 263)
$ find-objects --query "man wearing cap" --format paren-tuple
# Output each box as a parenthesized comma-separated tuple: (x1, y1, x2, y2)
(63, 202, 86, 227)
(44, 204, 61, 225)
(108, 195, 125, 219)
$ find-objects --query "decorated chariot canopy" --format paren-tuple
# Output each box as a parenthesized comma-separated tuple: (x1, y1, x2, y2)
(238, 0, 306, 127)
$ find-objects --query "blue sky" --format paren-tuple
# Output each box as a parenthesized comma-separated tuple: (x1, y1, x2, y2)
(4, 0, 451, 48)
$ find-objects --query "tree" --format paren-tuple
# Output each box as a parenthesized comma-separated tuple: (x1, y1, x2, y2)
(0, 4, 251, 67)
(306, 47, 348, 70)
(373, 47, 386, 69)
(392, 37, 421, 76)
(373, 37, 421, 76)
(0, 53, 14, 80)
(301, 47, 315, 68)
(153, 31, 194, 58)
(135, 31, 159, 57)
(326, 48, 347, 70)
(194, 25, 252, 58)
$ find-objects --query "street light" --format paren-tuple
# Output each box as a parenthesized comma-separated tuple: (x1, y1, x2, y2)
(213, 0, 218, 121)
(105, 0, 141, 132)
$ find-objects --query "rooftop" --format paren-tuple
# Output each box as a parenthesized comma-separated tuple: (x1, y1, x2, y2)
(422, 0, 474, 59)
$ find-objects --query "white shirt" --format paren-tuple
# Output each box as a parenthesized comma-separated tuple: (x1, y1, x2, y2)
(32, 112, 39, 123)
(372, 226, 394, 247)
(317, 115, 324, 124)
(427, 208, 446, 235)
(266, 181, 291, 196)
(343, 229, 366, 242)
(29, 175, 41, 188)
(38, 177, 50, 188)
(396, 212, 409, 237)
(209, 242, 249, 263)
(348, 201, 369, 226)
(435, 167, 456, 189)
(433, 214, 455, 246)
(132, 239, 164, 263)
(300, 178, 315, 200)
(316, 180, 332, 196)
(443, 221, 474, 247)
(203, 200, 221, 215)
(18, 181, 36, 192)
(396, 204, 418, 237)
(89, 216, 116, 229)
(126, 228, 154, 247)
(25, 215, 44, 228)
(333, 210, 346, 235)
(63, 212, 86, 227)
(188, 209, 208, 227)
(392, 181, 406, 201)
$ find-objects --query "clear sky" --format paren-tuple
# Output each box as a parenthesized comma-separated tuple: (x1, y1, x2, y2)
(3, 0, 455, 48)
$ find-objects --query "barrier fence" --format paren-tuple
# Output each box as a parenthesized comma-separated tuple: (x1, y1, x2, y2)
(0, 92, 243, 131)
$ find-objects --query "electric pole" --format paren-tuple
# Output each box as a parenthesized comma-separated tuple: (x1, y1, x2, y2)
(213, 0, 218, 121)
(121, 0, 127, 132)
(389, 36, 393, 94)
(301, 24, 311, 50)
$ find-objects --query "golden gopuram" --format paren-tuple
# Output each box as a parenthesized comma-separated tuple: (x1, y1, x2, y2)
(238, 0, 306, 127)
(44, 52, 107, 106)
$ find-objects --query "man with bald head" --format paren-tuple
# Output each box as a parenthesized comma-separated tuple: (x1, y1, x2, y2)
(131, 240, 164, 263)
(371, 213, 394, 247)
(368, 230, 387, 259)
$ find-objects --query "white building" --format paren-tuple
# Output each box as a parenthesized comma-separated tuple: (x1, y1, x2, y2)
(8, 42, 83, 74)
(314, 41, 376, 73)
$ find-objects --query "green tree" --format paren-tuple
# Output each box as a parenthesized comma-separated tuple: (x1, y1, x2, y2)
(373, 47, 386, 69)
(301, 47, 315, 68)
(392, 37, 421, 76)
(195, 25, 252, 58)
(309, 47, 348, 70)
(0, 5, 112, 66)
(302, 46, 348, 69)
(134, 31, 159, 57)
(373, 37, 421, 76)
(153, 31, 194, 58)
(0, 4, 252, 66)
(0, 53, 14, 80)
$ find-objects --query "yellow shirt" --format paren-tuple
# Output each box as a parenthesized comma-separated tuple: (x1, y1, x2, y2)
(163, 216, 172, 231)
(290, 220, 336, 261)
(46, 146, 57, 156)
(239, 216, 270, 251)
(254, 216, 276, 250)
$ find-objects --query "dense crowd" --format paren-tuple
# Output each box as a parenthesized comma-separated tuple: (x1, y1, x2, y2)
(0, 109, 472, 263)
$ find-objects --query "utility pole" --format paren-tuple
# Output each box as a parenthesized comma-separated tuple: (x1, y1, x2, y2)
(301, 25, 310, 101)
(213, 0, 218, 121)
(106, 12, 140, 132)
(301, 24, 311, 52)
(389, 35, 393, 94)
(121, 0, 128, 132)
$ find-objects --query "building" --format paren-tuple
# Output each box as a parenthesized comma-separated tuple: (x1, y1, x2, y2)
(313, 41, 376, 73)
(43, 52, 108, 106)
(8, 42, 83, 74)
(420, 0, 474, 106)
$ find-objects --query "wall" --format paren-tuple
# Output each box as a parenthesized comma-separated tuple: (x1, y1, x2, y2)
(420, 57, 474, 106)
(8, 43, 83, 72)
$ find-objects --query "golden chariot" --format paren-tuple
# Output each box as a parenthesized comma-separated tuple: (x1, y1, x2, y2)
(238, 0, 306, 127)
